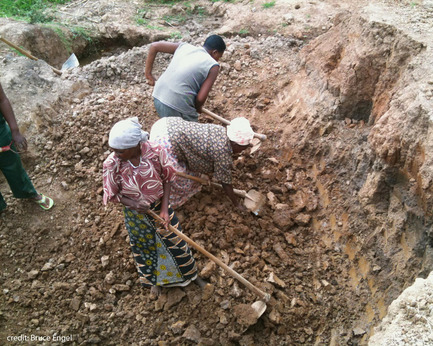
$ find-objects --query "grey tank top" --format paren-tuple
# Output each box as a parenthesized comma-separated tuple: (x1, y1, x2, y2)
(152, 43, 218, 117)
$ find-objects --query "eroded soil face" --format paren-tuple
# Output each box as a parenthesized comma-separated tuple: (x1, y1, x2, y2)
(1, 0, 433, 345)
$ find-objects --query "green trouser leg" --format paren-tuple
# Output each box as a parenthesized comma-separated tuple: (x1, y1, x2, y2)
(0, 189, 6, 211)
(0, 143, 38, 211)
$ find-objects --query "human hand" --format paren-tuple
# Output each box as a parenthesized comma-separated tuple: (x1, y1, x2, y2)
(236, 203, 248, 214)
(133, 200, 149, 214)
(145, 74, 156, 86)
(159, 209, 170, 229)
(11, 130, 27, 152)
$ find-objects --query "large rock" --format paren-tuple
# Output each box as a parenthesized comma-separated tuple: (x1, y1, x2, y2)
(369, 271, 433, 345)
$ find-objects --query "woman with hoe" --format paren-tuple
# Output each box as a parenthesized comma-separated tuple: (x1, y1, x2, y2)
(103, 117, 203, 297)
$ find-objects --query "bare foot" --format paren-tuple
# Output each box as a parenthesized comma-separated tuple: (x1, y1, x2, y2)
(194, 276, 208, 289)
(149, 286, 161, 300)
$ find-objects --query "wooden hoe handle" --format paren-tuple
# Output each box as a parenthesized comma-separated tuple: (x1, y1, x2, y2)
(175, 171, 248, 198)
(147, 209, 270, 302)
(0, 35, 62, 75)
(176, 171, 209, 185)
(202, 108, 267, 141)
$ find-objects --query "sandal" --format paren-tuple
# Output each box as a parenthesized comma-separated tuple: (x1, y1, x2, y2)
(34, 194, 54, 210)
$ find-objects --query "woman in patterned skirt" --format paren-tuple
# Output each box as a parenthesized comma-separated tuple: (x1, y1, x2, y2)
(102, 117, 199, 297)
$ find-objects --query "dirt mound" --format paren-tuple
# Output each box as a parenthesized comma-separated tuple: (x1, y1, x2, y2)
(369, 270, 433, 345)
(1, 0, 433, 345)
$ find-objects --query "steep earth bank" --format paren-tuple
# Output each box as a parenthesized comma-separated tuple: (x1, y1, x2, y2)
(1, 0, 433, 345)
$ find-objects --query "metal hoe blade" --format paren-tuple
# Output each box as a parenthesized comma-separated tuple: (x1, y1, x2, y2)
(250, 137, 262, 155)
(251, 300, 267, 318)
(61, 53, 79, 71)
(243, 189, 266, 215)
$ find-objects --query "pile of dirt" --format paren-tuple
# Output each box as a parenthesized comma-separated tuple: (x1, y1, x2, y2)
(1, 0, 433, 345)
(369, 270, 433, 345)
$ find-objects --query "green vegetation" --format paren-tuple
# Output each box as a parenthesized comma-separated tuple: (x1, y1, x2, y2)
(45, 23, 93, 54)
(188, 5, 206, 16)
(138, 2, 207, 29)
(146, 24, 165, 31)
(135, 9, 149, 26)
(50, 25, 72, 52)
(239, 28, 249, 35)
(0, 0, 71, 23)
(262, 1, 275, 8)
(70, 26, 92, 42)
(144, 0, 181, 4)
(163, 14, 187, 25)
(136, 17, 147, 25)
(0, 0, 93, 54)
(170, 31, 182, 39)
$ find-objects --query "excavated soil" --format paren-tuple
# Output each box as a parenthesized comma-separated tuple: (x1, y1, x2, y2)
(1, 0, 433, 345)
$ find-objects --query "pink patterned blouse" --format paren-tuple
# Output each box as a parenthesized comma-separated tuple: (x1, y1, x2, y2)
(102, 141, 176, 206)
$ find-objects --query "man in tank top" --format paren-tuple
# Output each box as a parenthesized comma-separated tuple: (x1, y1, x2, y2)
(145, 35, 226, 122)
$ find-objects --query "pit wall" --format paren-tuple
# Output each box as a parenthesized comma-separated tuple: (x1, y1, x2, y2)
(266, 12, 433, 342)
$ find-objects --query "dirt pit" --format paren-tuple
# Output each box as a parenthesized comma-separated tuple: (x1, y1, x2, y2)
(1, 0, 433, 345)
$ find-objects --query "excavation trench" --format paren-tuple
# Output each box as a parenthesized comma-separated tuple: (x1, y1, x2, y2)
(0, 7, 432, 346)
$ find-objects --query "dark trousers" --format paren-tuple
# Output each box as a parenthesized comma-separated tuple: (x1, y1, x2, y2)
(0, 132, 37, 211)
(153, 97, 198, 122)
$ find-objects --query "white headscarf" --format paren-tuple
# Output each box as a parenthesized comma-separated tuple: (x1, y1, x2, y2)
(108, 117, 149, 149)
(226, 117, 254, 146)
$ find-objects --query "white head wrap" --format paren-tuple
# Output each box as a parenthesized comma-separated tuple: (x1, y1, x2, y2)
(226, 117, 254, 146)
(108, 117, 149, 149)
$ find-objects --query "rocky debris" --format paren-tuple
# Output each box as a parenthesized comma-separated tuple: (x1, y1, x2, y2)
(111, 284, 130, 292)
(170, 320, 186, 335)
(41, 261, 55, 271)
(202, 283, 215, 301)
(233, 303, 261, 326)
(353, 327, 366, 337)
(369, 271, 433, 345)
(272, 208, 294, 229)
(294, 213, 311, 226)
(0, 0, 432, 345)
(182, 324, 201, 343)
(70, 297, 81, 312)
(100, 255, 110, 267)
(27, 270, 39, 280)
(155, 294, 167, 312)
(164, 288, 186, 310)
(200, 261, 216, 278)
(266, 272, 286, 288)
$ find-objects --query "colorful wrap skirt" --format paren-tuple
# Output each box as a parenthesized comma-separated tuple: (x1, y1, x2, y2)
(124, 202, 197, 288)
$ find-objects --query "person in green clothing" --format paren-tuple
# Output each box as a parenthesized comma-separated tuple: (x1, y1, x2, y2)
(0, 82, 54, 212)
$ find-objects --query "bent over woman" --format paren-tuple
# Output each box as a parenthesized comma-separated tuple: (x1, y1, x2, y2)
(102, 117, 198, 296)
(149, 116, 254, 210)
